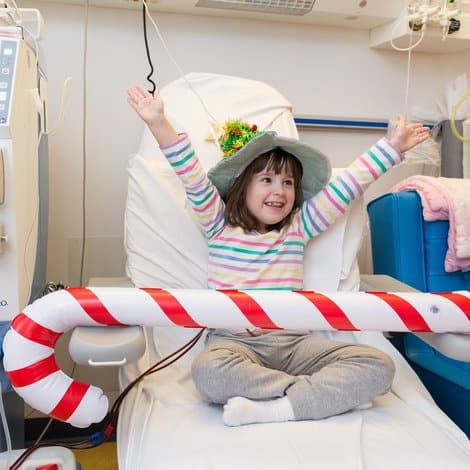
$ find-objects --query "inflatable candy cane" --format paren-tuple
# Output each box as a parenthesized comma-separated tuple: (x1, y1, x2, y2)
(3, 287, 470, 428)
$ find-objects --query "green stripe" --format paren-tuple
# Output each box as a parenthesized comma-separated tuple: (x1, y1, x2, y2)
(300, 209, 313, 238)
(170, 150, 195, 167)
(367, 150, 386, 173)
(329, 182, 349, 204)
(208, 244, 279, 255)
(284, 241, 304, 247)
(191, 187, 214, 206)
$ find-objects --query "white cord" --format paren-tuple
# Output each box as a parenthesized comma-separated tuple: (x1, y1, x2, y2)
(23, 129, 43, 306)
(0, 382, 12, 469)
(79, 0, 89, 287)
(390, 21, 426, 52)
(43, 77, 72, 136)
(404, 33, 413, 120)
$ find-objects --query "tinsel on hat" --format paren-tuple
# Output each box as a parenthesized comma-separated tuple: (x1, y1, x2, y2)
(219, 120, 262, 158)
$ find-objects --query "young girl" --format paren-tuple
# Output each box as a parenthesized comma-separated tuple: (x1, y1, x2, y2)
(127, 85, 430, 427)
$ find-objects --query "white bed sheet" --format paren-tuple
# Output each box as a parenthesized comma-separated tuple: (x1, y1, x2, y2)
(117, 330, 470, 470)
(119, 73, 470, 469)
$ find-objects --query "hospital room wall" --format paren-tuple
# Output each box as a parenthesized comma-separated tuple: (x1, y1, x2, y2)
(23, 1, 470, 286)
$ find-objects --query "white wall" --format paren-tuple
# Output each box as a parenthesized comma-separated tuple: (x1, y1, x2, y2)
(19, 1, 470, 284)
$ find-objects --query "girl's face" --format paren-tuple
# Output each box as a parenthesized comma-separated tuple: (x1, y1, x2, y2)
(245, 165, 296, 233)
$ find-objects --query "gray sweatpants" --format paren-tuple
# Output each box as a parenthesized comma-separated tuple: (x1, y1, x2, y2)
(191, 330, 395, 421)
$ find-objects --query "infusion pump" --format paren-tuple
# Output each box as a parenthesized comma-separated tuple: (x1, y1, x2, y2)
(0, 37, 39, 321)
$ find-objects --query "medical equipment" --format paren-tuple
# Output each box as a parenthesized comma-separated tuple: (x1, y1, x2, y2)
(0, 8, 48, 322)
(0, 446, 76, 470)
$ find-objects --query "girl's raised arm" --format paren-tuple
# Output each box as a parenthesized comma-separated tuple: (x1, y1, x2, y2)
(127, 85, 179, 148)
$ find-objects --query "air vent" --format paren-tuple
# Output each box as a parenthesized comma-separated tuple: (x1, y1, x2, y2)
(195, 0, 316, 16)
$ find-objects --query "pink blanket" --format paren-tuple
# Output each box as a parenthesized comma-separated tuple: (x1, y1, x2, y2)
(392, 175, 470, 272)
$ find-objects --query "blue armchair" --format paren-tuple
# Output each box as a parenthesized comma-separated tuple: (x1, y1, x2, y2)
(367, 191, 470, 437)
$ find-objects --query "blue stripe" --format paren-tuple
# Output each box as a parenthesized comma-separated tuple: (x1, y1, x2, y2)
(165, 142, 192, 159)
(337, 175, 355, 199)
(375, 143, 396, 166)
(186, 186, 208, 197)
(304, 205, 323, 234)
(294, 117, 387, 129)
(294, 117, 434, 131)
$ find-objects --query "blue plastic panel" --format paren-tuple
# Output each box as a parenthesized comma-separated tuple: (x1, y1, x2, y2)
(367, 192, 470, 292)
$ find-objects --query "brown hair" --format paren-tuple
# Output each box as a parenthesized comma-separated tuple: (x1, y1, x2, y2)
(224, 148, 303, 233)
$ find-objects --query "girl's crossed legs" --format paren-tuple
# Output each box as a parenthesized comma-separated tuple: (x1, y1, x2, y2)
(191, 330, 395, 425)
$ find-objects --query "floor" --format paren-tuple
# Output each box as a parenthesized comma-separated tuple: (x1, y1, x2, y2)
(72, 442, 118, 470)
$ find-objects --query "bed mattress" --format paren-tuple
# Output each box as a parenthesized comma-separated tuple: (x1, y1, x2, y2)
(117, 329, 470, 470)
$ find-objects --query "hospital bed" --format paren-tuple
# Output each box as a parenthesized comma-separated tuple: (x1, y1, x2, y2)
(76, 72, 468, 469)
(68, 73, 470, 468)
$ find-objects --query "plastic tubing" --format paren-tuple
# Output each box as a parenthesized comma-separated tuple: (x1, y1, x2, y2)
(463, 119, 470, 178)
(450, 90, 470, 143)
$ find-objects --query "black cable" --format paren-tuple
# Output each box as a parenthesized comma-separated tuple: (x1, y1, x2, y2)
(104, 328, 206, 433)
(142, 1, 156, 95)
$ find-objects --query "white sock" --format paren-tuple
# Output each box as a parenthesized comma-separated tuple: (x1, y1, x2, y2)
(223, 396, 295, 427)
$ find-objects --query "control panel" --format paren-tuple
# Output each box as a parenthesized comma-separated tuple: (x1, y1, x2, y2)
(0, 40, 17, 125)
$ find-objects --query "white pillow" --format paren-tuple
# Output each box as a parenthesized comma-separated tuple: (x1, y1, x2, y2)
(124, 73, 366, 366)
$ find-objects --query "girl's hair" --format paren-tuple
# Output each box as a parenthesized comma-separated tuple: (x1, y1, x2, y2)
(225, 148, 304, 232)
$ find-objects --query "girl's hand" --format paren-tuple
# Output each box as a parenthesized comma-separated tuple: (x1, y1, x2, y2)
(389, 115, 430, 154)
(127, 85, 179, 147)
(127, 86, 164, 126)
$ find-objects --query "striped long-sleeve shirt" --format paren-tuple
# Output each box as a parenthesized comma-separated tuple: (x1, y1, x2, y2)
(162, 134, 402, 291)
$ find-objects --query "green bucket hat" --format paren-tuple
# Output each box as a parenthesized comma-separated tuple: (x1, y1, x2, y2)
(207, 121, 332, 200)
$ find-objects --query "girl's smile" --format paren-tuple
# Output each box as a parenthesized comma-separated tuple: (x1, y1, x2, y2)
(245, 168, 296, 233)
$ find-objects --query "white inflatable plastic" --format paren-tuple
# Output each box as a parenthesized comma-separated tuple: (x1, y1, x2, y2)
(3, 287, 470, 428)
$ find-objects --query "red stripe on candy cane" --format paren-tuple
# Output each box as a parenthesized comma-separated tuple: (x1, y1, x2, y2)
(367, 292, 431, 332)
(295, 292, 357, 330)
(49, 381, 90, 422)
(67, 288, 125, 326)
(436, 292, 470, 321)
(8, 354, 59, 388)
(142, 288, 203, 328)
(11, 313, 61, 348)
(221, 290, 281, 329)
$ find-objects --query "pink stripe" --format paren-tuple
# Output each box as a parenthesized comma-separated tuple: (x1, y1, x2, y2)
(214, 236, 286, 248)
(201, 208, 224, 229)
(175, 158, 198, 176)
(322, 188, 346, 215)
(160, 133, 187, 150)
(193, 192, 219, 213)
(210, 257, 301, 272)
(208, 277, 301, 288)
(210, 261, 260, 272)
(242, 277, 301, 285)
(359, 156, 379, 180)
